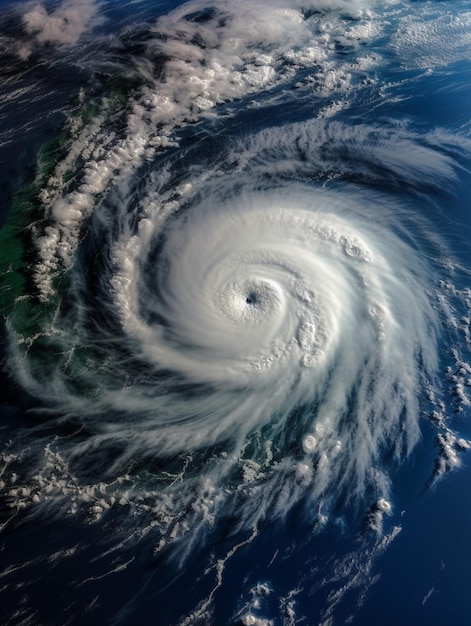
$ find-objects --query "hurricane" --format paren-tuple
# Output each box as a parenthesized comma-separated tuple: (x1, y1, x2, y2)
(1, 0, 471, 624)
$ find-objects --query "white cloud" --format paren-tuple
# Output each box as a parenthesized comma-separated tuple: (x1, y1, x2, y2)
(22, 0, 100, 49)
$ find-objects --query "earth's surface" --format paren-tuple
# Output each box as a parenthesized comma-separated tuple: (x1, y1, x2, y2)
(1, 1, 471, 625)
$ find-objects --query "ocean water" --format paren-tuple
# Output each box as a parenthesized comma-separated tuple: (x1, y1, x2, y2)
(1, 1, 471, 624)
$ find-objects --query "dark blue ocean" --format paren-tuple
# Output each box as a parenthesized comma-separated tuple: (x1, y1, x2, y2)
(1, 1, 471, 625)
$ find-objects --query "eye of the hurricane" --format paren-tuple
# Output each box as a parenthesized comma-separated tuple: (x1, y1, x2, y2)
(224, 278, 285, 326)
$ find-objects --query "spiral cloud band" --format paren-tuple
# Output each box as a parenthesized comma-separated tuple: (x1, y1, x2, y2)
(111, 186, 437, 465)
(6, 116, 447, 541)
(1, 0, 470, 587)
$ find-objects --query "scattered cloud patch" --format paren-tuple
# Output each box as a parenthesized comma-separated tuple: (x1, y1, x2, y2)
(18, 0, 101, 58)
